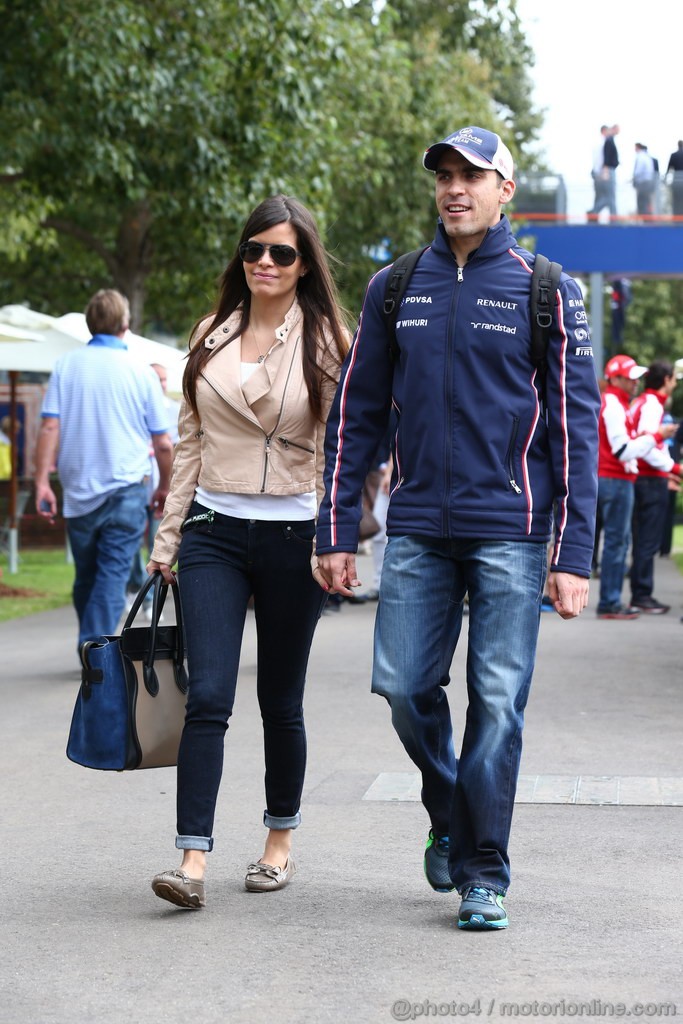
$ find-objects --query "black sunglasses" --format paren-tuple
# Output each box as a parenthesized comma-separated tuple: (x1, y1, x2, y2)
(239, 241, 301, 267)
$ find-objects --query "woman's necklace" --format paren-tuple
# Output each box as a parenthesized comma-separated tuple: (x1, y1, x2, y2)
(249, 324, 270, 364)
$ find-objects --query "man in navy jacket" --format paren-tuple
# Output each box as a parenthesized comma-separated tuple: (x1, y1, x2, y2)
(315, 126, 600, 930)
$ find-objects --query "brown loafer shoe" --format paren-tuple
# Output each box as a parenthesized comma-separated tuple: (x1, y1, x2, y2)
(245, 856, 296, 892)
(151, 868, 206, 909)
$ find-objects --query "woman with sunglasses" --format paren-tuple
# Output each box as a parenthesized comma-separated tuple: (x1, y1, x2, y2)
(147, 194, 349, 909)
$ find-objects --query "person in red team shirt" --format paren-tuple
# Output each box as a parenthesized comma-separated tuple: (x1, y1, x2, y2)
(596, 355, 676, 619)
(628, 361, 682, 613)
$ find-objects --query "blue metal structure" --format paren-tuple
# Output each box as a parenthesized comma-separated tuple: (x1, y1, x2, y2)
(512, 223, 683, 372)
(515, 224, 683, 278)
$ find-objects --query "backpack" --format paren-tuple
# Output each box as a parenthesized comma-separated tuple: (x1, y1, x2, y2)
(382, 248, 562, 401)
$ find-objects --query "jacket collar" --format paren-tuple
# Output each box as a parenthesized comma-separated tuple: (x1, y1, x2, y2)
(432, 214, 516, 263)
(605, 383, 632, 408)
(641, 388, 667, 407)
(88, 333, 127, 350)
(200, 299, 303, 431)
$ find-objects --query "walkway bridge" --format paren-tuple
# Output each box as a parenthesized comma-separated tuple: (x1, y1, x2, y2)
(510, 172, 683, 371)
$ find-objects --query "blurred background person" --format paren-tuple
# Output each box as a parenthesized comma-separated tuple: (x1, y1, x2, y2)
(666, 140, 683, 217)
(628, 360, 681, 613)
(596, 354, 665, 620)
(34, 289, 173, 648)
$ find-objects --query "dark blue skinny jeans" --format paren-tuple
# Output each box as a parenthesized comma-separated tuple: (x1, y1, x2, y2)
(175, 503, 327, 852)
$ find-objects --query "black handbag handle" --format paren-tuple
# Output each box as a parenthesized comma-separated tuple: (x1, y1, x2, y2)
(123, 572, 187, 696)
(123, 571, 167, 629)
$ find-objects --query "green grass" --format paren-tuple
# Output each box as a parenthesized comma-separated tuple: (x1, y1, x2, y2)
(0, 548, 74, 622)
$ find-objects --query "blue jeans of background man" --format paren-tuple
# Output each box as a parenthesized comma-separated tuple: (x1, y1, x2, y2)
(66, 482, 148, 647)
(127, 505, 161, 598)
(174, 504, 327, 852)
(371, 535, 547, 895)
(597, 476, 635, 612)
(630, 476, 669, 603)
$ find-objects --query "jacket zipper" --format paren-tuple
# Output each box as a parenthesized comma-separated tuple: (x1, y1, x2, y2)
(390, 433, 404, 496)
(442, 262, 463, 534)
(505, 416, 523, 493)
(277, 435, 315, 455)
(260, 336, 301, 491)
(261, 435, 272, 491)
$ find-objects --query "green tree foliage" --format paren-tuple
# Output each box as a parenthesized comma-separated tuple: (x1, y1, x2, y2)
(0, 0, 539, 335)
(606, 279, 683, 416)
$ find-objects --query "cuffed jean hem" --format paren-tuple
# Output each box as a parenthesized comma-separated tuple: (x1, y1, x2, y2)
(176, 835, 213, 852)
(263, 811, 301, 830)
(458, 880, 507, 897)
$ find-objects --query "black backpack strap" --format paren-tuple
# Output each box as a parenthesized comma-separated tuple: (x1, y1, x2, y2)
(530, 253, 562, 399)
(382, 246, 429, 362)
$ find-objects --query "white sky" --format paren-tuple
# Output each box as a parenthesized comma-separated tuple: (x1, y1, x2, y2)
(515, 0, 681, 211)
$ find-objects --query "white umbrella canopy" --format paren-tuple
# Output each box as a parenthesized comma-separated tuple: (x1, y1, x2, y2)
(0, 305, 87, 368)
(0, 305, 186, 390)
(0, 310, 83, 572)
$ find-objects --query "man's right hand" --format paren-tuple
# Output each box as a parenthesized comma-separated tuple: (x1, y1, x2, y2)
(315, 552, 361, 596)
(35, 484, 57, 522)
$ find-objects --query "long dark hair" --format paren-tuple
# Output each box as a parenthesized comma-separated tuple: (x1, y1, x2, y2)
(183, 194, 349, 419)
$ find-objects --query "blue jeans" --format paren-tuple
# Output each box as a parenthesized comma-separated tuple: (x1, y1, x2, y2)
(597, 477, 634, 612)
(372, 535, 547, 895)
(66, 483, 148, 647)
(630, 476, 669, 602)
(127, 506, 160, 597)
(174, 504, 327, 852)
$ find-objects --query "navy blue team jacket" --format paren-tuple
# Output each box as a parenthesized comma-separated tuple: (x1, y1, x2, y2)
(316, 215, 600, 578)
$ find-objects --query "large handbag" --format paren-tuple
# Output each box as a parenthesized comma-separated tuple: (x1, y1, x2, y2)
(66, 572, 188, 771)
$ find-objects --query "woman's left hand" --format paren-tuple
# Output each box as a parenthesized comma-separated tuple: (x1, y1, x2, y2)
(311, 558, 330, 592)
(147, 559, 176, 585)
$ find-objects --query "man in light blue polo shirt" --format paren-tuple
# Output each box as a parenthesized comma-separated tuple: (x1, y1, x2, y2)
(35, 289, 174, 647)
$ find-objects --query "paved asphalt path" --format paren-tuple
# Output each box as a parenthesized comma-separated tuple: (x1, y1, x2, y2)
(1, 554, 681, 1023)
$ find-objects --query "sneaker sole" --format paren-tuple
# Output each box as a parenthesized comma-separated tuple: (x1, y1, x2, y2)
(458, 913, 508, 930)
(596, 613, 639, 620)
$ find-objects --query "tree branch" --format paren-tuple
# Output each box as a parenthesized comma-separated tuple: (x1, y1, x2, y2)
(41, 216, 117, 276)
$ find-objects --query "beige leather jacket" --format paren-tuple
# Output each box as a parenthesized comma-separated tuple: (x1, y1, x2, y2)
(151, 300, 343, 566)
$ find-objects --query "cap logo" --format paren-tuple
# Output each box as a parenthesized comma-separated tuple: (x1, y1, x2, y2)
(449, 127, 484, 148)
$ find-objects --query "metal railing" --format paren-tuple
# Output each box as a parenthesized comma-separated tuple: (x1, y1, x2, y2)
(511, 171, 683, 224)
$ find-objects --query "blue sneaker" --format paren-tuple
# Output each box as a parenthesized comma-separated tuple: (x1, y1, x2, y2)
(423, 829, 455, 892)
(457, 886, 508, 930)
